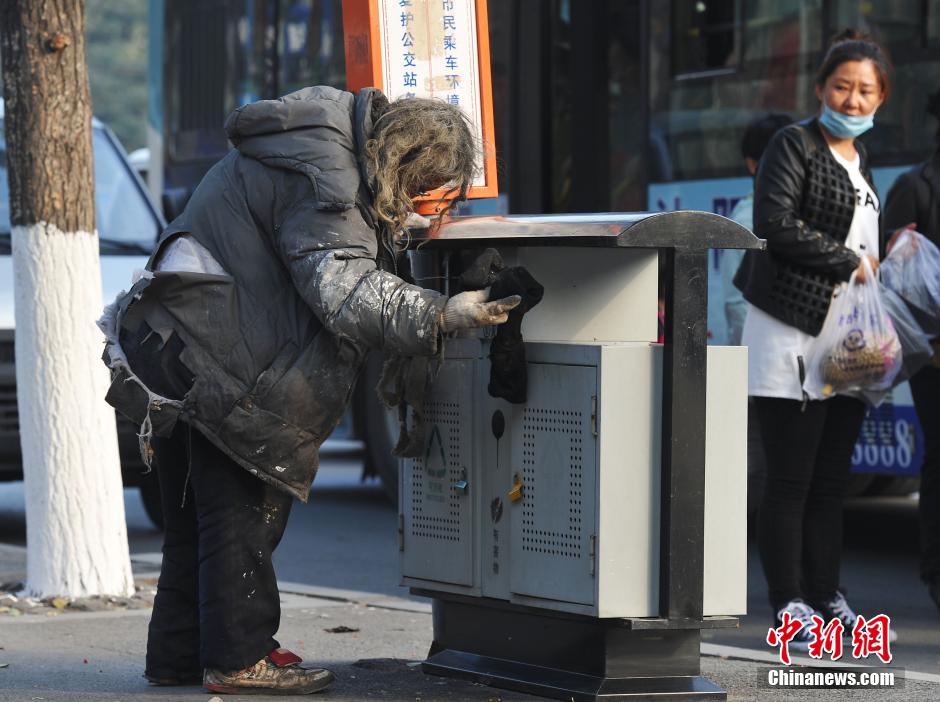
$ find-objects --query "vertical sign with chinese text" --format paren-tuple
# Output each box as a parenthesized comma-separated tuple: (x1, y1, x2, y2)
(343, 0, 497, 196)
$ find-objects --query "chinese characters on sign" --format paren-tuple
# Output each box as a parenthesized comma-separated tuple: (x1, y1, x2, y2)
(766, 614, 893, 666)
(378, 0, 485, 187)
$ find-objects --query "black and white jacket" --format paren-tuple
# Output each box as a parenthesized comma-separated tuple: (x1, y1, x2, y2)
(734, 117, 884, 336)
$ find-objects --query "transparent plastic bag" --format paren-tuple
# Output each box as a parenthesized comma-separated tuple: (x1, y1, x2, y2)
(804, 258, 903, 400)
(843, 284, 933, 406)
(880, 230, 940, 336)
(878, 284, 933, 385)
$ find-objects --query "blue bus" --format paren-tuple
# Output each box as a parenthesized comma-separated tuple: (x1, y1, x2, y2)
(147, 0, 940, 497)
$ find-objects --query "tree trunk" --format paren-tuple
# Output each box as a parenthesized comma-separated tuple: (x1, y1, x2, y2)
(0, 0, 134, 597)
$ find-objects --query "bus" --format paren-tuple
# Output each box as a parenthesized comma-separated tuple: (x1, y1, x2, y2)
(147, 0, 940, 499)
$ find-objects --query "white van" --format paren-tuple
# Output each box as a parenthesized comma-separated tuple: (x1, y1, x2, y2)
(0, 102, 165, 526)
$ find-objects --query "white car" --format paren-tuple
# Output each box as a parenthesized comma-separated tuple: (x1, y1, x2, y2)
(0, 101, 165, 526)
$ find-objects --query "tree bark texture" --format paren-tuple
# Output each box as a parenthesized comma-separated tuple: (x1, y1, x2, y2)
(0, 0, 133, 597)
(0, 0, 95, 232)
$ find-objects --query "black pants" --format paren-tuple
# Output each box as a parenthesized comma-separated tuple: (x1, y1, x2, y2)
(122, 323, 293, 676)
(144, 424, 294, 676)
(754, 395, 867, 612)
(909, 365, 940, 582)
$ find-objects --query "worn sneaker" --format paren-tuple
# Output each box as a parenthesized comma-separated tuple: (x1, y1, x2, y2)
(204, 649, 334, 695)
(774, 599, 818, 651)
(816, 590, 897, 642)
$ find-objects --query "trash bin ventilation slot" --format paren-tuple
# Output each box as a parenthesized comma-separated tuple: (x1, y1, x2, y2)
(521, 407, 584, 559)
(410, 400, 464, 542)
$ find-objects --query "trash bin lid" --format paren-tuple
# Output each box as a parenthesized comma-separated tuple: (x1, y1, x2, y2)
(411, 211, 764, 251)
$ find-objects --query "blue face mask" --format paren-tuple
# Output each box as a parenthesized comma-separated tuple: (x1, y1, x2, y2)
(819, 103, 876, 139)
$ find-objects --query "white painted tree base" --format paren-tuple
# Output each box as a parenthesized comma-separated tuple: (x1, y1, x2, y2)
(11, 222, 134, 598)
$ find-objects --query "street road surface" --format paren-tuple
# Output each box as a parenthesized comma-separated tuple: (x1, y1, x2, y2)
(0, 443, 936, 677)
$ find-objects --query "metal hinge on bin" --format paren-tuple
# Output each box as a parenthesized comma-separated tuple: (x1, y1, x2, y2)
(398, 514, 404, 552)
(591, 395, 598, 436)
(589, 534, 597, 577)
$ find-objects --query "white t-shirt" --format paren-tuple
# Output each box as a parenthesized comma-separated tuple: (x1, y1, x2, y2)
(741, 146, 880, 400)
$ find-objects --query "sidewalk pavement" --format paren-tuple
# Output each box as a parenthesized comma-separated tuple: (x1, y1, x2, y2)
(0, 546, 937, 701)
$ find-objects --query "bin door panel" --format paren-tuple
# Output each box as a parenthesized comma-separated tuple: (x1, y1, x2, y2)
(401, 360, 475, 586)
(510, 363, 597, 606)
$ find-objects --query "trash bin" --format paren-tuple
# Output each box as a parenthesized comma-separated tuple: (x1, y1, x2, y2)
(398, 212, 763, 701)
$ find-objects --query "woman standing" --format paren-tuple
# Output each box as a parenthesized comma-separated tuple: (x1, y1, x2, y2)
(883, 90, 940, 613)
(735, 30, 890, 645)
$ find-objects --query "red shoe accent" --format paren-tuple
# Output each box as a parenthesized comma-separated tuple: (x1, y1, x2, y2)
(268, 648, 303, 667)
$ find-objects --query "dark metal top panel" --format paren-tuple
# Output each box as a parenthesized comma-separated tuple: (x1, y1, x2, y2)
(411, 211, 765, 251)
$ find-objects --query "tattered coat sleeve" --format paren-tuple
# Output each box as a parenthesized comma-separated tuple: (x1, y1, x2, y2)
(276, 200, 446, 356)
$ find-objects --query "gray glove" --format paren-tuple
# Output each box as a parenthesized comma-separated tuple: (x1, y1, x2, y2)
(404, 212, 432, 229)
(440, 288, 522, 332)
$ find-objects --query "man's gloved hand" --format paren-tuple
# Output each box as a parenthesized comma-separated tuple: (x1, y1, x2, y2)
(440, 288, 522, 332)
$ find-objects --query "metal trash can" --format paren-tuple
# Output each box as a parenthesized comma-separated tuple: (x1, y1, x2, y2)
(399, 212, 763, 701)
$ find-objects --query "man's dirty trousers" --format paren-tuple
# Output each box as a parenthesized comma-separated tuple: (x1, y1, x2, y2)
(123, 323, 294, 677)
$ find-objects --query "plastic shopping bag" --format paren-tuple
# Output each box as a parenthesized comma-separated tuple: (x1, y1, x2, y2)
(880, 230, 940, 336)
(843, 284, 934, 405)
(878, 284, 934, 385)
(804, 258, 902, 400)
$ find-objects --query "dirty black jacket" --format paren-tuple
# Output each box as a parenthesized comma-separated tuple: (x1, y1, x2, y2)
(883, 150, 940, 245)
(100, 86, 446, 501)
(734, 117, 883, 335)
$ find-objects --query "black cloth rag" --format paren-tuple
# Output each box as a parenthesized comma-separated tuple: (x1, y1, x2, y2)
(459, 248, 544, 404)
(487, 266, 544, 403)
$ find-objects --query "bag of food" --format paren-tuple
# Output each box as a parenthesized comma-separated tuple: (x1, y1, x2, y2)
(880, 230, 940, 336)
(804, 258, 903, 400)
(843, 284, 934, 405)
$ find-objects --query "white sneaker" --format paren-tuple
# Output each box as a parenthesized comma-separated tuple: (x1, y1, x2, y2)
(774, 599, 819, 651)
(818, 590, 898, 643)
(822, 589, 858, 630)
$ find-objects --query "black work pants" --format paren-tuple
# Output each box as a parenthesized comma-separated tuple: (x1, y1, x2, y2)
(754, 395, 867, 612)
(122, 323, 293, 676)
(144, 423, 293, 676)
(909, 365, 940, 581)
